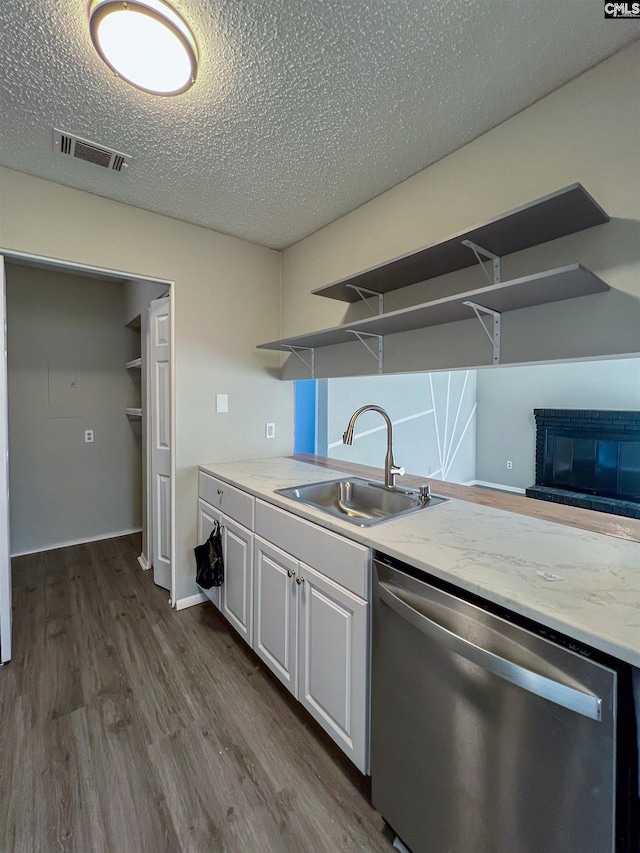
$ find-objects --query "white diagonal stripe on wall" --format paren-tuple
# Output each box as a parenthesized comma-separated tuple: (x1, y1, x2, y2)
(428, 373, 444, 474)
(443, 371, 451, 468)
(444, 370, 470, 468)
(443, 403, 477, 480)
(327, 409, 435, 449)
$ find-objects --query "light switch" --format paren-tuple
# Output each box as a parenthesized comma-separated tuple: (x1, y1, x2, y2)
(265, 422, 275, 439)
(216, 394, 228, 413)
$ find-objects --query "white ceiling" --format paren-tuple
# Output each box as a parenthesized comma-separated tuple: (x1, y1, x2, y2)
(0, 1, 637, 249)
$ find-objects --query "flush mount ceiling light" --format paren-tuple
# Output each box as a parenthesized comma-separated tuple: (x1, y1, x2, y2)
(89, 0, 198, 96)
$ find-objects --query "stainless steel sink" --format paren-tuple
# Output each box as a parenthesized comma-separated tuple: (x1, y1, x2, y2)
(274, 477, 448, 526)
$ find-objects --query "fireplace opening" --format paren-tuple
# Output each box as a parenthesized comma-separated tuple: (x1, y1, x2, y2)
(526, 410, 640, 518)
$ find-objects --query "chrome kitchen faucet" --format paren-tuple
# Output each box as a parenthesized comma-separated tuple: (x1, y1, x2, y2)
(343, 405, 405, 488)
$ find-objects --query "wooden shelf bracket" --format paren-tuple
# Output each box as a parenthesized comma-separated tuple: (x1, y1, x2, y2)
(284, 345, 315, 378)
(462, 301, 501, 364)
(461, 239, 501, 285)
(346, 330, 383, 374)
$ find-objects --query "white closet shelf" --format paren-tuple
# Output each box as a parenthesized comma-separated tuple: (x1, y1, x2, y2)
(258, 264, 609, 352)
(312, 184, 609, 302)
(126, 358, 142, 369)
(126, 408, 143, 418)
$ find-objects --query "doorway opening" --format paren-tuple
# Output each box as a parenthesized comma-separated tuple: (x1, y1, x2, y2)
(0, 250, 175, 664)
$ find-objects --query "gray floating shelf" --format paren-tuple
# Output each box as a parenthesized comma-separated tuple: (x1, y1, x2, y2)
(312, 184, 609, 302)
(258, 265, 609, 352)
(126, 358, 142, 369)
(126, 408, 143, 418)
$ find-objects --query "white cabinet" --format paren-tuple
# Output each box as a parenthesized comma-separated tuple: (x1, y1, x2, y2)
(197, 498, 222, 609)
(297, 562, 368, 772)
(255, 499, 368, 597)
(220, 516, 254, 646)
(197, 488, 254, 645)
(254, 536, 298, 694)
(253, 540, 369, 772)
(197, 471, 370, 773)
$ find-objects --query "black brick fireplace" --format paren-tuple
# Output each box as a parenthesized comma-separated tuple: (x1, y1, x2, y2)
(526, 409, 640, 518)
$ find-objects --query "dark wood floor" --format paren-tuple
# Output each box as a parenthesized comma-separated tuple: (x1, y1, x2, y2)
(0, 534, 393, 853)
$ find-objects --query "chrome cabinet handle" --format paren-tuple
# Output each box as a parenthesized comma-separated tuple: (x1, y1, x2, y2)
(296, 576, 304, 585)
(287, 569, 295, 578)
(378, 581, 602, 722)
(217, 489, 223, 495)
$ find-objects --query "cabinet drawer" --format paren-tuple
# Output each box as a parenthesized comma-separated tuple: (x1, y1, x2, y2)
(199, 471, 254, 529)
(255, 500, 368, 599)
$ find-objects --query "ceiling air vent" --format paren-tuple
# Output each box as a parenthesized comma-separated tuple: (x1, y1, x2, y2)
(53, 129, 130, 173)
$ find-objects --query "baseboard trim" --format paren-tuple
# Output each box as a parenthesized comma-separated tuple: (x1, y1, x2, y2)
(470, 480, 526, 495)
(137, 554, 151, 571)
(11, 528, 143, 558)
(174, 592, 208, 611)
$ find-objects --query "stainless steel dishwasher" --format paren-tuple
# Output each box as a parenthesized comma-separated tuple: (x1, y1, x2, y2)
(371, 555, 638, 853)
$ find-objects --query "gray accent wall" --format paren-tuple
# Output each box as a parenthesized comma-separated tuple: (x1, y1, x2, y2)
(6, 264, 142, 554)
(123, 279, 167, 326)
(325, 371, 477, 484)
(475, 357, 640, 490)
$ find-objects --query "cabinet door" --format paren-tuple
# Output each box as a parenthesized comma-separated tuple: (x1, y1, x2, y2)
(197, 499, 223, 609)
(253, 536, 298, 694)
(297, 562, 368, 773)
(220, 516, 254, 645)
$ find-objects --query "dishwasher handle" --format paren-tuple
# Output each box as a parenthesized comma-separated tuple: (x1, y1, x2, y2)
(378, 581, 603, 722)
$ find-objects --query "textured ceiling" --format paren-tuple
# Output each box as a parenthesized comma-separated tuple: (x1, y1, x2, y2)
(0, 1, 638, 249)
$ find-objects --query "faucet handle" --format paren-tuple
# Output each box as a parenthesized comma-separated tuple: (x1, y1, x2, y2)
(390, 465, 405, 479)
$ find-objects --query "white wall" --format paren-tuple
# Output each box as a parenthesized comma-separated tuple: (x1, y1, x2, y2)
(475, 357, 640, 491)
(0, 167, 292, 601)
(280, 43, 640, 378)
(324, 371, 476, 484)
(6, 264, 141, 554)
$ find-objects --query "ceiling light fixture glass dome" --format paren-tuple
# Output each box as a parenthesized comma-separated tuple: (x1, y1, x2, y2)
(89, 0, 198, 96)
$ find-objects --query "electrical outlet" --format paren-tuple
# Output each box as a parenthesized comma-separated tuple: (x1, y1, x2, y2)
(85, 430, 94, 443)
(506, 460, 512, 470)
(265, 422, 276, 439)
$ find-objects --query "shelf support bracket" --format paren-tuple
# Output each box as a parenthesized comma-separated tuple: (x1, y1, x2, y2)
(461, 240, 501, 285)
(345, 284, 384, 315)
(346, 330, 383, 374)
(283, 345, 315, 378)
(462, 301, 501, 365)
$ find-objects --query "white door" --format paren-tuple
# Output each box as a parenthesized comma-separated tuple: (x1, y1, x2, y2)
(139, 308, 152, 571)
(220, 516, 254, 645)
(149, 296, 172, 590)
(0, 257, 11, 662)
(297, 562, 368, 773)
(253, 536, 298, 694)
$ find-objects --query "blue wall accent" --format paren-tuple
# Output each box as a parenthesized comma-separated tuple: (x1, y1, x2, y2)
(294, 380, 317, 454)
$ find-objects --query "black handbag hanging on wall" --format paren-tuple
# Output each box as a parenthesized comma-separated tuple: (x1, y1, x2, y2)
(194, 521, 224, 589)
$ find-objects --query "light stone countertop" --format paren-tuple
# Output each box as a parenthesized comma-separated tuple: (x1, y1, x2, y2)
(200, 457, 640, 668)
